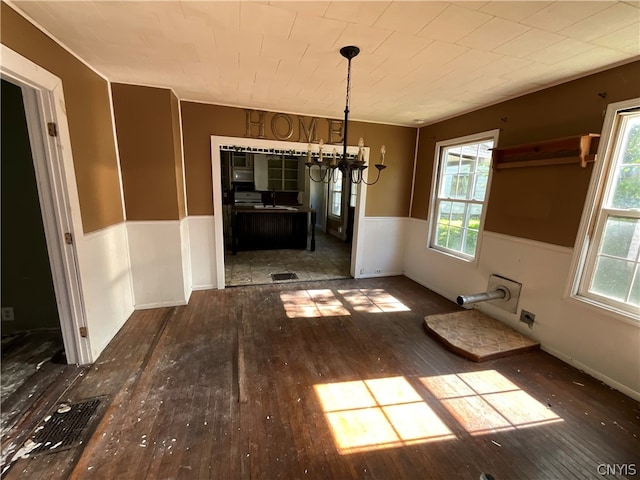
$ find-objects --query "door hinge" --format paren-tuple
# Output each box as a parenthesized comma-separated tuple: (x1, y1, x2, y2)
(47, 122, 58, 137)
(79, 326, 88, 338)
(64, 232, 73, 245)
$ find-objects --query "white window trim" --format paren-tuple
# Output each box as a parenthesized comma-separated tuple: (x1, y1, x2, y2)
(328, 170, 343, 220)
(427, 129, 500, 263)
(567, 98, 640, 324)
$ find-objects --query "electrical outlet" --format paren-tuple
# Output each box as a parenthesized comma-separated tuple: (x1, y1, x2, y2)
(1, 307, 14, 321)
(520, 309, 535, 328)
(375, 268, 381, 273)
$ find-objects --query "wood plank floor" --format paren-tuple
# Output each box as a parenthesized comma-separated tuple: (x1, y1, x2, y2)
(3, 276, 639, 479)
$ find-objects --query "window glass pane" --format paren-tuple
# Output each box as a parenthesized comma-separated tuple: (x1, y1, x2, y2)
(609, 115, 640, 209)
(600, 217, 640, 260)
(629, 270, 640, 307)
(468, 204, 482, 230)
(473, 173, 489, 201)
(590, 257, 635, 302)
(446, 226, 462, 251)
(463, 230, 478, 256)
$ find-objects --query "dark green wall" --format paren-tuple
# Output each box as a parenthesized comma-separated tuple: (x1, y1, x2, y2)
(1, 79, 59, 333)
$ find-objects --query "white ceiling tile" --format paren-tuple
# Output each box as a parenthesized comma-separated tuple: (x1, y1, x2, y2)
(520, 1, 616, 32)
(212, 26, 263, 56)
(372, 32, 433, 60)
(324, 1, 391, 26)
(461, 75, 510, 93)
(417, 4, 492, 43)
(454, 2, 490, 11)
(559, 3, 640, 42)
(411, 41, 469, 68)
(493, 29, 565, 58)
(555, 45, 634, 71)
(182, 1, 241, 30)
(525, 37, 597, 64)
(289, 13, 347, 47)
(260, 36, 308, 63)
(474, 56, 533, 77)
(373, 1, 448, 35)
(269, 1, 331, 18)
(478, 1, 551, 22)
(239, 2, 296, 40)
(445, 49, 503, 72)
(591, 23, 640, 54)
(457, 17, 531, 51)
(332, 23, 393, 53)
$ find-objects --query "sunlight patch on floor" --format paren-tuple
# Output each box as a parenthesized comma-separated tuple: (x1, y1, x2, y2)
(316, 370, 563, 454)
(338, 289, 411, 313)
(280, 289, 350, 318)
(314, 376, 455, 454)
(280, 288, 409, 318)
(420, 370, 563, 436)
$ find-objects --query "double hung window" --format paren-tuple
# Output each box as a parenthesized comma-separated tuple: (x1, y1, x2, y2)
(574, 101, 640, 318)
(429, 130, 498, 260)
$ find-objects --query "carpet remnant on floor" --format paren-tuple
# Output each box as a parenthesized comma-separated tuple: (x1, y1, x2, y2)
(424, 310, 539, 362)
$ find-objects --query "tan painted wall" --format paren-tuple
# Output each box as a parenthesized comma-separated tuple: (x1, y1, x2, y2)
(112, 83, 181, 221)
(1, 3, 123, 233)
(180, 102, 416, 217)
(413, 61, 640, 247)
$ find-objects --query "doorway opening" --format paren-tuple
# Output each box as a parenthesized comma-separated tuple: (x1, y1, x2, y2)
(211, 137, 368, 288)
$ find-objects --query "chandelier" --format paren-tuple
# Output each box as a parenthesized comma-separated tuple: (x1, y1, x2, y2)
(305, 46, 387, 185)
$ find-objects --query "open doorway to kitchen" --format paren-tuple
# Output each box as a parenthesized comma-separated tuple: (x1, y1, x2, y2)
(211, 137, 368, 287)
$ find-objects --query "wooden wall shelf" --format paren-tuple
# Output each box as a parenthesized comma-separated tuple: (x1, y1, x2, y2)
(492, 133, 600, 170)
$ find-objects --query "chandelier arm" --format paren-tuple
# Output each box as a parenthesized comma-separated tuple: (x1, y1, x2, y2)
(361, 165, 386, 185)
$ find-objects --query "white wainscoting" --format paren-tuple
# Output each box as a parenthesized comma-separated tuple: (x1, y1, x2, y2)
(78, 222, 134, 360)
(180, 217, 193, 302)
(127, 221, 187, 309)
(185, 215, 220, 290)
(404, 218, 640, 401)
(354, 217, 407, 278)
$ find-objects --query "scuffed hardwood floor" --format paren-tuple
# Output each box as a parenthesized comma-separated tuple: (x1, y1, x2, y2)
(3, 276, 639, 479)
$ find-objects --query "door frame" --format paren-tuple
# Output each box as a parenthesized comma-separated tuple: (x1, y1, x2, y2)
(1, 45, 90, 364)
(210, 135, 369, 288)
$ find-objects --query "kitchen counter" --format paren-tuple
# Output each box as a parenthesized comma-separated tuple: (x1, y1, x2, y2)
(231, 206, 316, 254)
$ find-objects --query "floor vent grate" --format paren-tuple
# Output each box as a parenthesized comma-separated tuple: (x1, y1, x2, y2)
(271, 272, 298, 281)
(24, 397, 106, 457)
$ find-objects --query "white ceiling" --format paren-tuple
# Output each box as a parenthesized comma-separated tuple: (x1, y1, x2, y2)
(10, 1, 640, 126)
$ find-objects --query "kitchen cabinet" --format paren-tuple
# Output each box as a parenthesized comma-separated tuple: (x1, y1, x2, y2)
(267, 156, 304, 191)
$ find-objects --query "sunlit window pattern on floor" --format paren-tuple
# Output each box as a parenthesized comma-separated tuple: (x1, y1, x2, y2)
(314, 376, 455, 455)
(420, 370, 563, 435)
(280, 288, 410, 318)
(338, 288, 411, 313)
(280, 289, 350, 318)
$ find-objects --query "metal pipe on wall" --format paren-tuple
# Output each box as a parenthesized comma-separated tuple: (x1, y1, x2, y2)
(456, 287, 509, 306)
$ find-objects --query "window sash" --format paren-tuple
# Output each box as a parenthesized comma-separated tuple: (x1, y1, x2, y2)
(428, 132, 497, 261)
(575, 107, 640, 317)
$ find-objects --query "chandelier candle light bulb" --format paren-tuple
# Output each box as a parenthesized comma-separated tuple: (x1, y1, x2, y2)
(380, 145, 386, 165)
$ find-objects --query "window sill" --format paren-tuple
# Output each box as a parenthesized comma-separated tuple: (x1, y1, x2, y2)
(427, 245, 477, 265)
(566, 294, 640, 328)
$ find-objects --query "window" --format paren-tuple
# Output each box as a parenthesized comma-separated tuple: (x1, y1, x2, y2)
(429, 130, 498, 260)
(573, 100, 640, 318)
(330, 169, 343, 217)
